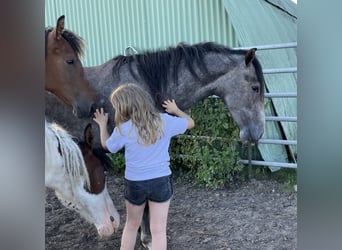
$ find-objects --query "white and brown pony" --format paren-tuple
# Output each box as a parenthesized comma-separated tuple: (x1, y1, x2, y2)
(45, 121, 120, 238)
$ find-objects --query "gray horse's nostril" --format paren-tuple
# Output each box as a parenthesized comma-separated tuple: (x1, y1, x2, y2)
(110, 216, 115, 222)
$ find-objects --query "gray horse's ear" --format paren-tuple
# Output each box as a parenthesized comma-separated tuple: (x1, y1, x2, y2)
(56, 15, 65, 40)
(245, 48, 257, 66)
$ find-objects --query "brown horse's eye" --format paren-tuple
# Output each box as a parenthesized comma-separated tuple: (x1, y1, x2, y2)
(66, 59, 74, 64)
(252, 86, 259, 93)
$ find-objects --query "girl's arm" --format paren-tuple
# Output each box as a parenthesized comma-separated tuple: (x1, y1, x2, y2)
(93, 108, 110, 150)
(162, 99, 195, 129)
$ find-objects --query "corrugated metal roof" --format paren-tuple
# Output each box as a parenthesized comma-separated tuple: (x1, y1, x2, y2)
(266, 0, 297, 18)
(45, 0, 239, 67)
(224, 0, 297, 170)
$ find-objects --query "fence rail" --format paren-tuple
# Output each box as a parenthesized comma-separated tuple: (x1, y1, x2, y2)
(240, 160, 297, 168)
(265, 92, 297, 98)
(263, 67, 297, 74)
(236, 42, 297, 50)
(265, 116, 297, 122)
(258, 139, 297, 145)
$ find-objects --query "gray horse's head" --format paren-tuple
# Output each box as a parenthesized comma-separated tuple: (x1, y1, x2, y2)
(218, 48, 265, 143)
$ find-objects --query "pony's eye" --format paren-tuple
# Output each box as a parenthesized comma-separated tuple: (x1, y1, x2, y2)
(252, 86, 259, 93)
(66, 59, 74, 64)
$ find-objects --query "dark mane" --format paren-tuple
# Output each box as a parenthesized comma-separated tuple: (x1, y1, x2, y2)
(91, 147, 113, 172)
(45, 28, 52, 58)
(252, 57, 266, 100)
(76, 140, 113, 172)
(112, 42, 264, 101)
(45, 27, 86, 59)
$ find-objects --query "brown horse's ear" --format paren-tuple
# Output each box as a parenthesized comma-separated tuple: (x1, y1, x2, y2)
(84, 123, 93, 148)
(245, 48, 257, 66)
(56, 15, 65, 40)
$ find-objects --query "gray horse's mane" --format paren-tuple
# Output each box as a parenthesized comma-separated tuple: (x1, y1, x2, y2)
(112, 42, 264, 102)
(45, 27, 86, 59)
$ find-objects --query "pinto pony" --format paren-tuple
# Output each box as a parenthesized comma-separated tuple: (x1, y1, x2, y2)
(45, 121, 120, 238)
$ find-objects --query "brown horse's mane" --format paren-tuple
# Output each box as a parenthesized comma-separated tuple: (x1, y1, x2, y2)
(45, 27, 86, 59)
(111, 42, 264, 100)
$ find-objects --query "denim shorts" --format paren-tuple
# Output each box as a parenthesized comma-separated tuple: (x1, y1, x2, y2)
(124, 175, 173, 206)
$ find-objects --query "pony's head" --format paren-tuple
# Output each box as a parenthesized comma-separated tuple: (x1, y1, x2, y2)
(77, 123, 120, 237)
(45, 121, 119, 238)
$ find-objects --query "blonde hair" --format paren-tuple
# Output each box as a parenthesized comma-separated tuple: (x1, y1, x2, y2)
(110, 83, 164, 145)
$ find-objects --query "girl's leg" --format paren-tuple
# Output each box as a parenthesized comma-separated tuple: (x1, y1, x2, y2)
(148, 200, 171, 250)
(120, 200, 146, 250)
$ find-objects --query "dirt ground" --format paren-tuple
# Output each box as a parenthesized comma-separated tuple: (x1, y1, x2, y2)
(45, 173, 297, 250)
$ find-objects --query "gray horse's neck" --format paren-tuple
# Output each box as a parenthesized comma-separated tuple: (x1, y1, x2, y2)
(84, 53, 229, 114)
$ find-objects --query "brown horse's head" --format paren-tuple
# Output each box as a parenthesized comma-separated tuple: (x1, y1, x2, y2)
(45, 15, 95, 118)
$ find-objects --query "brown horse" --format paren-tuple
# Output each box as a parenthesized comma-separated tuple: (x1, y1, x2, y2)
(45, 15, 95, 118)
(45, 15, 119, 237)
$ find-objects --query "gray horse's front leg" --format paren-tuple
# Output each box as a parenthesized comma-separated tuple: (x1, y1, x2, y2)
(140, 204, 152, 249)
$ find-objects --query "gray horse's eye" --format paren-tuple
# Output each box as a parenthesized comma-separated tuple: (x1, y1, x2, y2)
(66, 59, 74, 64)
(252, 86, 259, 93)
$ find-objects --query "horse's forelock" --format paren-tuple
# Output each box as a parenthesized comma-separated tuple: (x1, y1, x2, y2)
(252, 58, 265, 100)
(61, 29, 86, 59)
(45, 27, 85, 59)
(221, 47, 265, 100)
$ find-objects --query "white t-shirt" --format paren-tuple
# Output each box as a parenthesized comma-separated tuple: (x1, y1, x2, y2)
(106, 113, 188, 181)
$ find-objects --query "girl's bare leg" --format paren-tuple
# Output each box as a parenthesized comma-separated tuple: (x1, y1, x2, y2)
(148, 200, 171, 250)
(120, 201, 146, 250)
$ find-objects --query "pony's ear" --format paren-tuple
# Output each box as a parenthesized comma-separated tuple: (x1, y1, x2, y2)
(84, 123, 93, 148)
(245, 48, 257, 66)
(56, 15, 65, 40)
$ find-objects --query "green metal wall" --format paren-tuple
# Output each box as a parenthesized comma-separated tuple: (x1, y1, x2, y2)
(45, 0, 239, 67)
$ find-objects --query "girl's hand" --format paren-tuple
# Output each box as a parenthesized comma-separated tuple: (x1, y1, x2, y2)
(93, 108, 109, 127)
(162, 99, 195, 129)
(162, 99, 179, 115)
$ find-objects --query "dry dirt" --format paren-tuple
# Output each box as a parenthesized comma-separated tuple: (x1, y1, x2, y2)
(45, 173, 297, 250)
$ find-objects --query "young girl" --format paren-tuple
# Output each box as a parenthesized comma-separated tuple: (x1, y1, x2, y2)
(93, 83, 194, 250)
